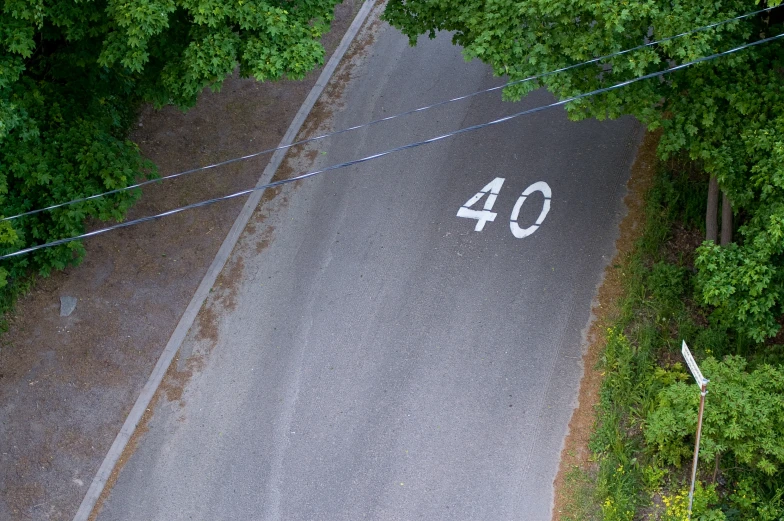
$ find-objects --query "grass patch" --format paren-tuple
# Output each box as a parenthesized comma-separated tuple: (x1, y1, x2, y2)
(559, 465, 603, 521)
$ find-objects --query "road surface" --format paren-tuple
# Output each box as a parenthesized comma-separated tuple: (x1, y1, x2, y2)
(97, 15, 642, 521)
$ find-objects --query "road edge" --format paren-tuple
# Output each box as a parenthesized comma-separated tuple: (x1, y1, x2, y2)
(550, 129, 661, 520)
(72, 3, 376, 519)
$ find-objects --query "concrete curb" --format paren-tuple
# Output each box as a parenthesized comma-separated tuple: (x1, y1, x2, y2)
(72, 3, 376, 519)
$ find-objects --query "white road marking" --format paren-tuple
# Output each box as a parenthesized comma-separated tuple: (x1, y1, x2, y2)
(456, 177, 505, 231)
(510, 181, 551, 239)
(457, 178, 551, 238)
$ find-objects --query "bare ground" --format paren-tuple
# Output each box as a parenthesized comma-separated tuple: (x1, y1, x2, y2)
(0, 2, 366, 519)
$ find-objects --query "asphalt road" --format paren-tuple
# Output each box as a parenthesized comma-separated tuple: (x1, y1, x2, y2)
(98, 18, 642, 521)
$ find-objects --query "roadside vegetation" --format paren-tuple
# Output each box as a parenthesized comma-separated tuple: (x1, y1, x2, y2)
(0, 0, 342, 320)
(559, 157, 784, 521)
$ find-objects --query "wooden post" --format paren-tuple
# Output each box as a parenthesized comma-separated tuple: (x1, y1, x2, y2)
(688, 382, 708, 519)
(682, 341, 710, 521)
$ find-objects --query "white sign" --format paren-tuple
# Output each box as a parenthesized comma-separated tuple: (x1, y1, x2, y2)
(681, 341, 708, 387)
(457, 177, 552, 237)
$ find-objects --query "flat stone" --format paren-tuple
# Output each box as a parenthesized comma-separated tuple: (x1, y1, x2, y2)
(60, 296, 77, 317)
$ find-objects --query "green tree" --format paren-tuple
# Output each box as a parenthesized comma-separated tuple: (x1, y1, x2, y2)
(0, 0, 340, 294)
(383, 0, 784, 342)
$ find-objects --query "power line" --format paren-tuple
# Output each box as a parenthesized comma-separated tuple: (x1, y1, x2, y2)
(2, 30, 781, 261)
(1, 5, 776, 222)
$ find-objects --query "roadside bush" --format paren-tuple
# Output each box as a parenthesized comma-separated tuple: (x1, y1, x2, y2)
(592, 329, 659, 519)
(727, 476, 784, 521)
(660, 482, 726, 521)
(645, 355, 784, 477)
(695, 241, 784, 344)
(579, 166, 784, 521)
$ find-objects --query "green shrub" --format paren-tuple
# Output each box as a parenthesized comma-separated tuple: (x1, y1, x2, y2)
(727, 477, 784, 521)
(660, 482, 726, 521)
(645, 356, 784, 476)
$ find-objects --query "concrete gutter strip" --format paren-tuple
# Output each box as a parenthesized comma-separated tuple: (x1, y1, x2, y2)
(72, 3, 376, 520)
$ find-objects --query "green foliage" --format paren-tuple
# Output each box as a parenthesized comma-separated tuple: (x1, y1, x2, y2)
(694, 118, 784, 342)
(695, 241, 784, 342)
(648, 262, 688, 319)
(559, 467, 603, 521)
(0, 0, 340, 305)
(383, 0, 784, 341)
(586, 169, 700, 519)
(645, 355, 784, 476)
(727, 477, 784, 521)
(661, 482, 726, 521)
(591, 329, 661, 519)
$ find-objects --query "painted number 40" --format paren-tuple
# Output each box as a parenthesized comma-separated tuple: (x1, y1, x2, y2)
(457, 177, 551, 238)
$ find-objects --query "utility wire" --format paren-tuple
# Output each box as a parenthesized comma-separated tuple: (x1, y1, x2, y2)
(1, 5, 776, 222)
(2, 30, 782, 260)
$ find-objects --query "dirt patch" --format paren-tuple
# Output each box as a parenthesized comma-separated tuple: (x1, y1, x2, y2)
(0, 2, 363, 520)
(661, 223, 704, 268)
(254, 225, 276, 255)
(551, 130, 661, 520)
(194, 304, 220, 345)
(194, 254, 246, 348)
(85, 341, 207, 521)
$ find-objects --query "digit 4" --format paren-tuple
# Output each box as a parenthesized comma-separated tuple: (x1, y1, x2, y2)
(456, 177, 505, 231)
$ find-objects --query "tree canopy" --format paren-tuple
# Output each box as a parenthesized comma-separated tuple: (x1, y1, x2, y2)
(0, 0, 340, 293)
(384, 0, 784, 342)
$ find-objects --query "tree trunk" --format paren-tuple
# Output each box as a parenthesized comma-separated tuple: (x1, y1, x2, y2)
(712, 452, 721, 483)
(721, 192, 733, 246)
(706, 176, 719, 242)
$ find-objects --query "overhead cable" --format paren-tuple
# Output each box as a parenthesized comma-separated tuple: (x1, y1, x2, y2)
(2, 30, 782, 260)
(1, 5, 776, 222)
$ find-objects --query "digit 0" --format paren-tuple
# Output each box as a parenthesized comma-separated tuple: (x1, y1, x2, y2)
(509, 181, 551, 238)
